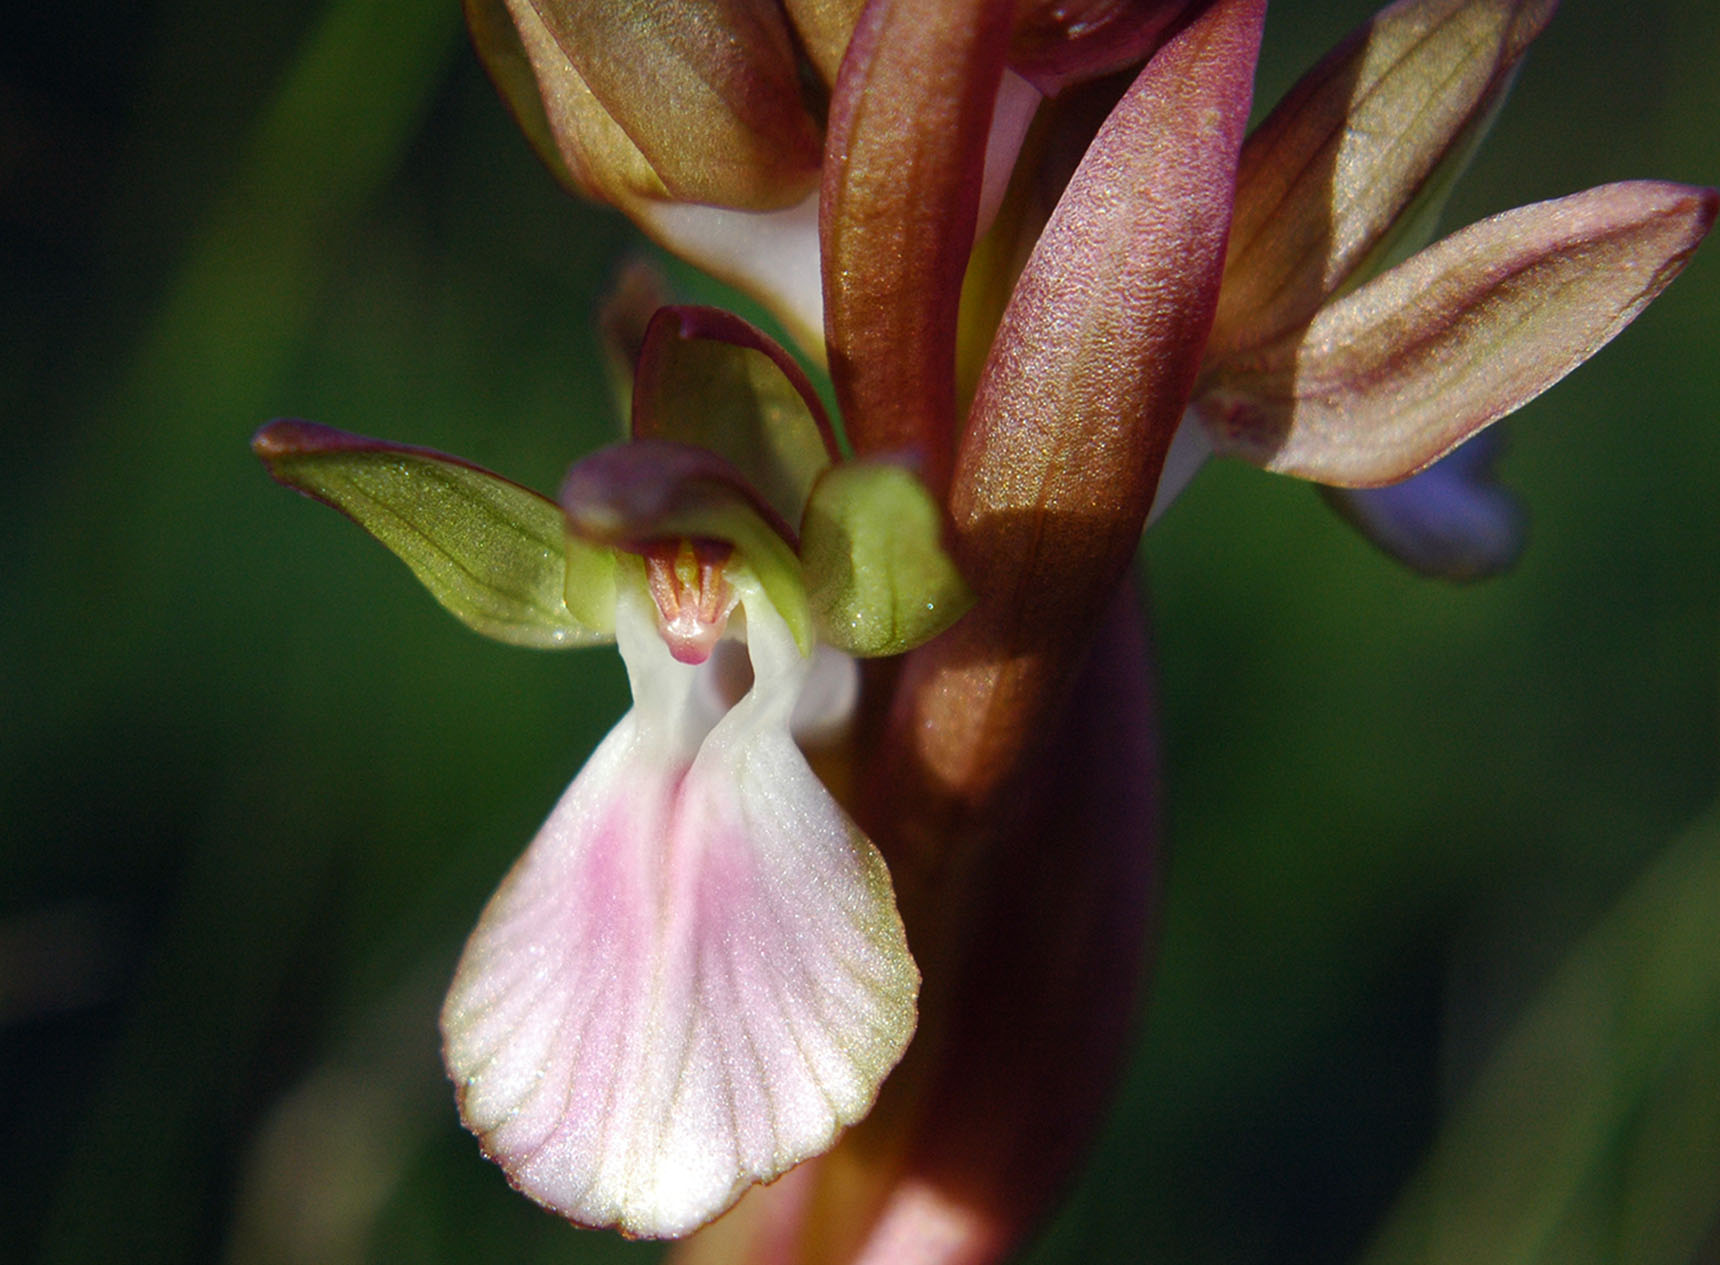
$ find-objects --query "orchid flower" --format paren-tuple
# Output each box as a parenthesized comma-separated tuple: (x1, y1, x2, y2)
(257, 0, 1714, 1259)
(466, 0, 1713, 586)
(254, 304, 971, 1238)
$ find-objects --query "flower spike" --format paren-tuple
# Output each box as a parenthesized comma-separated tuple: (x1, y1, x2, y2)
(882, 0, 1264, 818)
(253, 0, 1718, 1253)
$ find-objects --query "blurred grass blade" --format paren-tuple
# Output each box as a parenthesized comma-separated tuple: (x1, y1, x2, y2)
(32, 3, 464, 1264)
(1360, 806, 1720, 1265)
(22, 0, 466, 720)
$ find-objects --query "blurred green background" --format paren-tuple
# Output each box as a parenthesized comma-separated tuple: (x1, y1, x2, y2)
(4, 2, 1717, 1262)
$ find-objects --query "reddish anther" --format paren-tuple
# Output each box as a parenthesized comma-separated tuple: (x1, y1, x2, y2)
(644, 540, 740, 664)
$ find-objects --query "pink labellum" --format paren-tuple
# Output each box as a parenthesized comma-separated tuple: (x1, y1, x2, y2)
(441, 581, 918, 1240)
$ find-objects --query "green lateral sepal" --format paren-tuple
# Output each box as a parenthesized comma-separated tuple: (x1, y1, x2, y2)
(254, 419, 612, 648)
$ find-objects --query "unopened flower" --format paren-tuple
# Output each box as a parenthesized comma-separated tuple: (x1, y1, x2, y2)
(464, 0, 829, 347)
(1178, 0, 1717, 575)
(463, 0, 1198, 358)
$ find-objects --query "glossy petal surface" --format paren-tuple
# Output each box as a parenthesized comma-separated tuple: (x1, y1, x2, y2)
(441, 581, 918, 1239)
(469, 0, 665, 205)
(799, 460, 974, 657)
